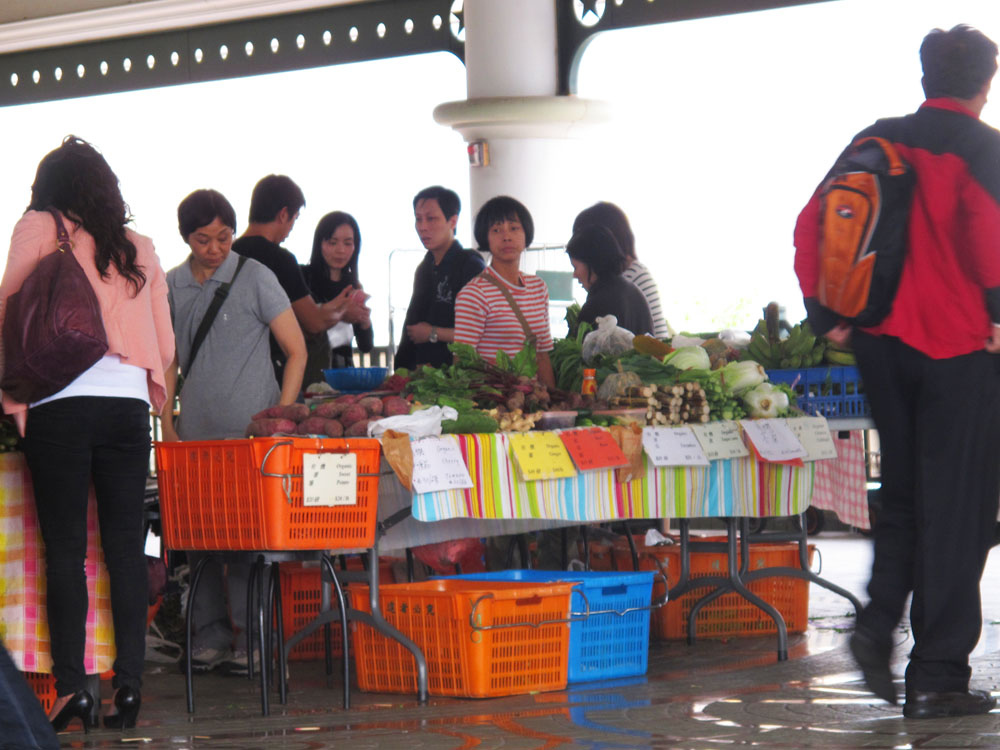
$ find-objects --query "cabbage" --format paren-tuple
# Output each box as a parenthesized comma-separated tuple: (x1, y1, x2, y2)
(720, 360, 767, 395)
(742, 382, 790, 419)
(663, 346, 710, 371)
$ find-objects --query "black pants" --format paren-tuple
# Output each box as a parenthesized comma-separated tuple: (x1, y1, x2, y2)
(23, 397, 150, 697)
(853, 333, 1000, 692)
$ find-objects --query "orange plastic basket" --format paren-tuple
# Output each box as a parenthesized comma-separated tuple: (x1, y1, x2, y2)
(350, 579, 574, 698)
(24, 672, 56, 713)
(154, 437, 381, 550)
(611, 536, 813, 640)
(279, 558, 396, 661)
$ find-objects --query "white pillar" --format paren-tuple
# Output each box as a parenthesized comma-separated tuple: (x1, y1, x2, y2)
(435, 0, 609, 250)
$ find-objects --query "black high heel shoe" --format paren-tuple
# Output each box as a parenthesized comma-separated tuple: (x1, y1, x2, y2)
(103, 686, 141, 730)
(50, 689, 94, 733)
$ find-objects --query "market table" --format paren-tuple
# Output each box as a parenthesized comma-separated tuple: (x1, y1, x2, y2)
(0, 452, 115, 676)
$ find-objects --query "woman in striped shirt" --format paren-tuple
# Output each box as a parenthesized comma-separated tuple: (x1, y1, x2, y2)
(454, 196, 556, 387)
(573, 201, 673, 339)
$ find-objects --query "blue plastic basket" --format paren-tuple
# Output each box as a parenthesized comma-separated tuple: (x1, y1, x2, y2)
(437, 569, 655, 683)
(766, 365, 869, 419)
(322, 367, 389, 393)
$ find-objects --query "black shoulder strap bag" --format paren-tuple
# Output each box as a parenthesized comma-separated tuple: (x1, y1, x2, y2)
(178, 254, 248, 392)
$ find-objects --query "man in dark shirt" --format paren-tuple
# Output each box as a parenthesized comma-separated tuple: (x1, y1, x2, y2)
(394, 185, 485, 370)
(233, 175, 354, 381)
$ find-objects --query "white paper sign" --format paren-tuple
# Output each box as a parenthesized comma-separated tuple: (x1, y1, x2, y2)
(302, 452, 357, 507)
(739, 419, 808, 462)
(410, 436, 474, 495)
(641, 426, 710, 467)
(786, 416, 839, 461)
(689, 422, 750, 461)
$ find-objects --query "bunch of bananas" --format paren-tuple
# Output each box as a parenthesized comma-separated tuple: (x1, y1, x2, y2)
(745, 319, 827, 369)
(824, 340, 857, 366)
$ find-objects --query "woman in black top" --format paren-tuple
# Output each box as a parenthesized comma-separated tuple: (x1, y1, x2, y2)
(566, 225, 654, 336)
(301, 212, 373, 385)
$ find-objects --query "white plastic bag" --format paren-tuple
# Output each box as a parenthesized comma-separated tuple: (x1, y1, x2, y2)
(582, 315, 635, 362)
(367, 405, 458, 438)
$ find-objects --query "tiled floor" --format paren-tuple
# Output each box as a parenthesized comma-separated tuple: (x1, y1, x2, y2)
(51, 533, 1000, 749)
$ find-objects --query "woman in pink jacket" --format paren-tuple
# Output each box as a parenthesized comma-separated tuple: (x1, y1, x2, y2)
(0, 137, 175, 733)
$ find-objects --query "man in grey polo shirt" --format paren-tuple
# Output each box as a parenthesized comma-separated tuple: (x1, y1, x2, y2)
(162, 188, 306, 674)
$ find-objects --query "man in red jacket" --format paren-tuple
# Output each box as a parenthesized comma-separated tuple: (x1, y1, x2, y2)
(794, 25, 1000, 719)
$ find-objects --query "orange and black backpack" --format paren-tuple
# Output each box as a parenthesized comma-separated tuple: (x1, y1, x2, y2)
(817, 135, 915, 327)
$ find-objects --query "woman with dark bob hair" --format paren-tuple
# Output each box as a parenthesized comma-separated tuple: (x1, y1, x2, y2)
(159, 189, 305, 676)
(0, 136, 175, 732)
(572, 201, 672, 338)
(301, 211, 373, 385)
(566, 224, 654, 336)
(454, 195, 555, 387)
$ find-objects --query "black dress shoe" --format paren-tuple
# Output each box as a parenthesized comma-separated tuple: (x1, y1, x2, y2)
(904, 688, 997, 719)
(103, 686, 141, 730)
(849, 627, 897, 704)
(50, 689, 94, 733)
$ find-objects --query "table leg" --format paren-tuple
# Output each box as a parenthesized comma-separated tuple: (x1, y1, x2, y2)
(319, 556, 350, 710)
(255, 554, 269, 716)
(185, 554, 213, 714)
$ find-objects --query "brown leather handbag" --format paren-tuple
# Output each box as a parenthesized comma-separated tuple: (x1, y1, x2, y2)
(0, 209, 108, 403)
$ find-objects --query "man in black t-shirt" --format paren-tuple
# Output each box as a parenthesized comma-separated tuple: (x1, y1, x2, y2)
(233, 175, 355, 381)
(395, 186, 485, 370)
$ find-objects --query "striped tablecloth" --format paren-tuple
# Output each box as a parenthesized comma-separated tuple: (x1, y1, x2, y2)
(0, 452, 115, 673)
(409, 433, 816, 523)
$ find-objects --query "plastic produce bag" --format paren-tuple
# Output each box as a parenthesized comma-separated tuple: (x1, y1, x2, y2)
(582, 315, 635, 362)
(367, 405, 458, 438)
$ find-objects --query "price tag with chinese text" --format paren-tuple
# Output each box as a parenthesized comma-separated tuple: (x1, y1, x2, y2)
(641, 426, 710, 467)
(689, 422, 749, 460)
(786, 416, 838, 461)
(509, 432, 577, 481)
(303, 452, 357, 506)
(560, 427, 628, 471)
(739, 419, 808, 462)
(410, 436, 474, 495)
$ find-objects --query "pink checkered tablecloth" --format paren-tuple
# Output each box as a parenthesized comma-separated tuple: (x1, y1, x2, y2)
(0, 452, 115, 673)
(810, 430, 869, 529)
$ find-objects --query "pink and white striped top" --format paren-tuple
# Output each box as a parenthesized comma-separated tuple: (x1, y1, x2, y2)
(454, 267, 554, 363)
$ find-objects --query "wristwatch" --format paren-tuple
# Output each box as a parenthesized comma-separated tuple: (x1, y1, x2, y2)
(429, 326, 439, 343)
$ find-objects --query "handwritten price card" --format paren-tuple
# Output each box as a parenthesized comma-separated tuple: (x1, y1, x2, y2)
(641, 426, 710, 467)
(786, 416, 838, 461)
(509, 431, 577, 481)
(739, 419, 808, 462)
(410, 436, 474, 495)
(303, 452, 357, 507)
(559, 427, 628, 471)
(689, 422, 750, 460)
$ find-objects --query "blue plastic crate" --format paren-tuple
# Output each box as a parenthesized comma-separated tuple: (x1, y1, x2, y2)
(436, 569, 655, 683)
(766, 365, 869, 419)
(322, 367, 389, 393)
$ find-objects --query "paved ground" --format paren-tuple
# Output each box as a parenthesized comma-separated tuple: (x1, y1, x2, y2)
(49, 533, 1000, 749)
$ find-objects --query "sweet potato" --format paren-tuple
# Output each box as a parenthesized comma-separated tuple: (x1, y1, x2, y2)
(314, 401, 347, 419)
(340, 404, 367, 426)
(382, 396, 411, 417)
(334, 394, 361, 405)
(357, 396, 383, 417)
(251, 403, 310, 422)
(345, 418, 372, 437)
(245, 418, 297, 437)
(297, 417, 344, 437)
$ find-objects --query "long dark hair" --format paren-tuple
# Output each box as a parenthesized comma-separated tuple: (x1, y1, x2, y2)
(27, 136, 146, 295)
(307, 211, 361, 290)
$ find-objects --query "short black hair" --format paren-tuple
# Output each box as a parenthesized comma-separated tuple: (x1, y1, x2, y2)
(248, 174, 305, 223)
(412, 185, 460, 220)
(566, 225, 628, 280)
(178, 188, 237, 242)
(473, 195, 534, 251)
(572, 201, 636, 260)
(921, 24, 999, 100)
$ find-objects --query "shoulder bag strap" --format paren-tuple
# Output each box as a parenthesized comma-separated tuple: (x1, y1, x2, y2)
(47, 208, 73, 253)
(476, 269, 537, 345)
(182, 254, 249, 381)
